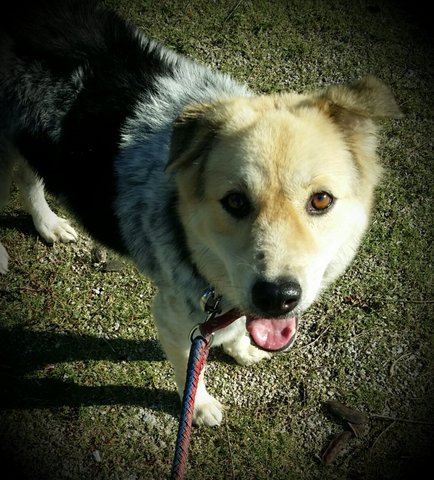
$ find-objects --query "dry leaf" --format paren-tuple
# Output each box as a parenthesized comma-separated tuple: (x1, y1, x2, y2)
(322, 431, 354, 464)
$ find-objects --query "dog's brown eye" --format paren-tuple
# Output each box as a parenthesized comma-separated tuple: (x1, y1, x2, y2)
(308, 191, 334, 214)
(220, 192, 251, 219)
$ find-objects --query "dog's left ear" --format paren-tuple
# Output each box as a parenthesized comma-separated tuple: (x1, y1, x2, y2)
(315, 75, 403, 131)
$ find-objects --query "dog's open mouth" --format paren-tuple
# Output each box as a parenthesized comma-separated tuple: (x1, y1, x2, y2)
(215, 309, 298, 352)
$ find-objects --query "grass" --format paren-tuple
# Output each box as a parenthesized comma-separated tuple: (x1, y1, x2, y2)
(1, 1, 433, 479)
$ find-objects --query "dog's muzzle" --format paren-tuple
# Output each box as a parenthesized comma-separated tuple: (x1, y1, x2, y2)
(200, 286, 299, 352)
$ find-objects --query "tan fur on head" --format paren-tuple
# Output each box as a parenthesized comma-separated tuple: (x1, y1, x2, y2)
(168, 77, 400, 313)
(169, 76, 401, 173)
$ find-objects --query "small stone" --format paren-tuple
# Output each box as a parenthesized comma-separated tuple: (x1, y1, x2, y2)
(91, 246, 107, 263)
(103, 259, 124, 272)
(92, 450, 101, 463)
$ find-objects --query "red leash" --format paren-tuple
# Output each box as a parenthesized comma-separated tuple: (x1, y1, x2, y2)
(170, 288, 237, 480)
(170, 335, 210, 479)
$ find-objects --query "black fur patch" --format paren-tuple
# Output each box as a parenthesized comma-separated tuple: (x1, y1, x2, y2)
(4, 0, 176, 253)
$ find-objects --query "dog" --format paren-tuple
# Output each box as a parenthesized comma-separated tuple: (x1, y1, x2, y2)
(0, 0, 401, 426)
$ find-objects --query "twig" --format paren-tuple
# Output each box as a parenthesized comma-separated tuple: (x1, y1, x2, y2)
(371, 420, 397, 451)
(224, 422, 236, 480)
(104, 337, 117, 354)
(370, 414, 434, 426)
(295, 325, 331, 351)
(389, 352, 413, 376)
(370, 298, 434, 304)
(223, 0, 244, 23)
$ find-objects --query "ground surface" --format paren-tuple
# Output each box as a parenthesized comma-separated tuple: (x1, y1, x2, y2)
(0, 1, 433, 479)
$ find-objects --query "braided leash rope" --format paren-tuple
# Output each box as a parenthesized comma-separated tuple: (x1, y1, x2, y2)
(170, 288, 224, 480)
(170, 288, 241, 479)
(170, 334, 210, 480)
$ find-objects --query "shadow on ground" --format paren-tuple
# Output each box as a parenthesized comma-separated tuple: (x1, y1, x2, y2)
(0, 326, 179, 414)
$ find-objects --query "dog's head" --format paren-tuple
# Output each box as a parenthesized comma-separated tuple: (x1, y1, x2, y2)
(167, 76, 401, 351)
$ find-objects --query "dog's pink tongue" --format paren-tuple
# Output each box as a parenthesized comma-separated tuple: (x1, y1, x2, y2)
(246, 317, 296, 351)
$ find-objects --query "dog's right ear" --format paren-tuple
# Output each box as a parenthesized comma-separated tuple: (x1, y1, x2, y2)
(166, 102, 220, 174)
(315, 75, 403, 131)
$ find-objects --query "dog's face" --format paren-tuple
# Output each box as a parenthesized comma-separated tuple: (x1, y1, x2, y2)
(168, 77, 400, 351)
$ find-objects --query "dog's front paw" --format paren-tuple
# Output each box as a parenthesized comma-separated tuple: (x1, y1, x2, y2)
(223, 334, 271, 366)
(193, 392, 224, 427)
(0, 243, 9, 274)
(34, 214, 78, 244)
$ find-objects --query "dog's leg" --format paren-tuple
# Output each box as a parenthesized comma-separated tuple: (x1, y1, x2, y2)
(0, 142, 15, 273)
(222, 334, 271, 366)
(153, 291, 224, 426)
(14, 160, 78, 244)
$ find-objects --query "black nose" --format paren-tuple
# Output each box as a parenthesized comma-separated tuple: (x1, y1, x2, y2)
(251, 279, 301, 317)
